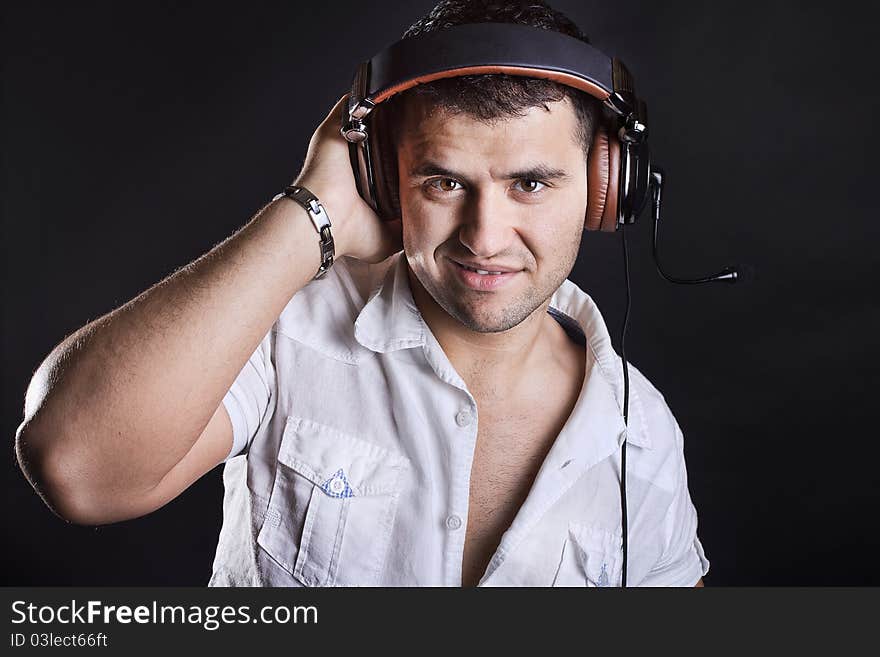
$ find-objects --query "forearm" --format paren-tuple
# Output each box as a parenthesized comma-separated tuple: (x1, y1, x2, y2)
(16, 196, 344, 503)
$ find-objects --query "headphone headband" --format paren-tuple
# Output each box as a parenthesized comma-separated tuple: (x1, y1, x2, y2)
(372, 23, 613, 100)
(347, 23, 642, 125)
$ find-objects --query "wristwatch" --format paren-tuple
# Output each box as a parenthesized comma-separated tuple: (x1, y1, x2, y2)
(272, 185, 335, 279)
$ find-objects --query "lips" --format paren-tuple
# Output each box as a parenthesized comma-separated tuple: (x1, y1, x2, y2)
(450, 258, 522, 274)
(448, 258, 521, 291)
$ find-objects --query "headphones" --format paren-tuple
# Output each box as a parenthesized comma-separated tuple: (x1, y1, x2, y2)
(341, 22, 653, 233)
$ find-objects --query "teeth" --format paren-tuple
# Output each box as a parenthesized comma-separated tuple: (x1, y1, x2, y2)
(462, 263, 503, 275)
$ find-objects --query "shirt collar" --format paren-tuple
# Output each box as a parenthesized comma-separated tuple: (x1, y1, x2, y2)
(353, 251, 652, 450)
(353, 252, 425, 353)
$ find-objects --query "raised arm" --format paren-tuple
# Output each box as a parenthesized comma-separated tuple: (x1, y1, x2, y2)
(15, 94, 401, 525)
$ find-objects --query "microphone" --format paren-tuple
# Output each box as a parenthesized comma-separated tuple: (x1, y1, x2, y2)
(649, 167, 746, 285)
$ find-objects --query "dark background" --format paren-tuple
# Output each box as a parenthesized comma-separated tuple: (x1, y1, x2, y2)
(3, 0, 877, 586)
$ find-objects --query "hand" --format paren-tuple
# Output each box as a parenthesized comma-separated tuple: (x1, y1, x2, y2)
(292, 93, 403, 263)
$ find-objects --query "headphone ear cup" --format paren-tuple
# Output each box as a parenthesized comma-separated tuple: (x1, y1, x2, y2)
(586, 118, 621, 232)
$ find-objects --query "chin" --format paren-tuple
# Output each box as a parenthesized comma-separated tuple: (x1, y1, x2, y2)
(442, 293, 543, 334)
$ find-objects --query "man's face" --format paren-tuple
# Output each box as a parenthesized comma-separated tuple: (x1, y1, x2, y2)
(397, 96, 588, 333)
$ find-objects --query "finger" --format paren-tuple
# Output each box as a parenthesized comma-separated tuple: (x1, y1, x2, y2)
(326, 93, 350, 126)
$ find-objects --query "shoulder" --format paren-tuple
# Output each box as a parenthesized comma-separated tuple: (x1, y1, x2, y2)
(619, 359, 689, 493)
(548, 277, 690, 490)
(272, 254, 396, 360)
(293, 253, 393, 311)
(627, 361, 679, 444)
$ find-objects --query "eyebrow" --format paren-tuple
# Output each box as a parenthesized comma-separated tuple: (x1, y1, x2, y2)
(408, 160, 571, 183)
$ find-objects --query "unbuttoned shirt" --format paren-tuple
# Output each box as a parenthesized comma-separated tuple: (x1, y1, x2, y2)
(211, 251, 710, 587)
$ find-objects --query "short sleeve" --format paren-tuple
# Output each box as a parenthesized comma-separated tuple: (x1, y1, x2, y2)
(638, 421, 710, 587)
(221, 329, 274, 462)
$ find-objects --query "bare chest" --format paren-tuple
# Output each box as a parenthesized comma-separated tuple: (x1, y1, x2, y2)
(460, 388, 580, 586)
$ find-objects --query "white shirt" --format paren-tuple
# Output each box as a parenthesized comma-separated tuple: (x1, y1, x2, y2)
(210, 251, 710, 587)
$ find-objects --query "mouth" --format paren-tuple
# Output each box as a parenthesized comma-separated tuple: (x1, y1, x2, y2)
(448, 258, 522, 291)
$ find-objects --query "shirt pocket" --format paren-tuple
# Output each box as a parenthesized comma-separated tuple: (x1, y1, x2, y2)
(256, 415, 408, 586)
(551, 522, 623, 587)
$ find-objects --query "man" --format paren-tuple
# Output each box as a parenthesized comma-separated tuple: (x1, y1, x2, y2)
(15, 0, 708, 586)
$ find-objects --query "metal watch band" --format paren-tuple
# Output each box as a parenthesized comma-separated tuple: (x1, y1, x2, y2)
(272, 185, 335, 279)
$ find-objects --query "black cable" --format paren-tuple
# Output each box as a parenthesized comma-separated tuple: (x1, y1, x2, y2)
(619, 222, 632, 588)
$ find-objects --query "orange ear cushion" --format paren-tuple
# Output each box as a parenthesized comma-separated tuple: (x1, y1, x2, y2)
(586, 121, 621, 232)
(600, 134, 621, 232)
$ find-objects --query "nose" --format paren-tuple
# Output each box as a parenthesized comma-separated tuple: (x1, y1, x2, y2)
(457, 187, 517, 257)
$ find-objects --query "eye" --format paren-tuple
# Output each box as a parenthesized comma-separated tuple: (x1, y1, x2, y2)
(513, 179, 546, 193)
(427, 178, 464, 193)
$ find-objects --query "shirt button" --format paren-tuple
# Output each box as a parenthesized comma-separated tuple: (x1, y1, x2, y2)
(445, 514, 462, 530)
(455, 409, 474, 427)
(329, 478, 345, 494)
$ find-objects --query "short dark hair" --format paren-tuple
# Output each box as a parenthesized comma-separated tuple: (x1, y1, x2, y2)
(385, 0, 602, 157)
